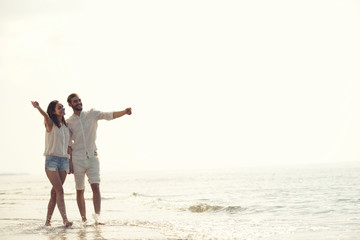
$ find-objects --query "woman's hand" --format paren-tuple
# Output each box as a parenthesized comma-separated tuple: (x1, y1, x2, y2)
(31, 101, 53, 131)
(31, 101, 40, 108)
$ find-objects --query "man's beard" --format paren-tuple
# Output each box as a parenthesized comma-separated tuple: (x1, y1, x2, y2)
(73, 104, 82, 111)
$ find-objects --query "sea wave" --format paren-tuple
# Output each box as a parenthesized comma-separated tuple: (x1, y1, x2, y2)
(130, 192, 245, 214)
(186, 203, 245, 213)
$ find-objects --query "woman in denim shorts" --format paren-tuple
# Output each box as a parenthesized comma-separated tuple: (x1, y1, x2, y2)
(31, 100, 72, 227)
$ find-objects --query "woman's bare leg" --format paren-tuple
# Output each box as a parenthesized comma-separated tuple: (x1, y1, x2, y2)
(45, 187, 56, 226)
(45, 169, 72, 227)
(45, 170, 68, 225)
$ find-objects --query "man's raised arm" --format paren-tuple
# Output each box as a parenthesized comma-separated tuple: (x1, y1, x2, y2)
(113, 108, 132, 119)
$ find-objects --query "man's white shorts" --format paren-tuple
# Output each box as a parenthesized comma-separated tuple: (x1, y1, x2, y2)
(73, 156, 100, 190)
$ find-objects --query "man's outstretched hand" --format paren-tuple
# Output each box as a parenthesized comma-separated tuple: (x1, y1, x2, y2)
(125, 108, 132, 115)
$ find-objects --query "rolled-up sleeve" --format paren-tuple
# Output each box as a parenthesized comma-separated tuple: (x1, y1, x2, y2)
(92, 109, 114, 121)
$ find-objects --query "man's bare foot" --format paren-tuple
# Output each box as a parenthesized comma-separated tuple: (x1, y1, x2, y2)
(93, 214, 105, 225)
(64, 220, 73, 227)
(45, 220, 51, 226)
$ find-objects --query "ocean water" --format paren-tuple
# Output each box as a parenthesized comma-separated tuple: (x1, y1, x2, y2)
(0, 166, 359, 240)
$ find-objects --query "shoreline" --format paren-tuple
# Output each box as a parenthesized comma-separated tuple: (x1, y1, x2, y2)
(0, 218, 172, 240)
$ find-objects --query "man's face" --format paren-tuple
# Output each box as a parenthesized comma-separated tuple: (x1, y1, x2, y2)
(69, 96, 83, 111)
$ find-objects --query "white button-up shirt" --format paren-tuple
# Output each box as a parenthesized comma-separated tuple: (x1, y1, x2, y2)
(67, 109, 113, 160)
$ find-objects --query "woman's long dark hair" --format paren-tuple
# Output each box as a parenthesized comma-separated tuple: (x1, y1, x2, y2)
(46, 100, 67, 128)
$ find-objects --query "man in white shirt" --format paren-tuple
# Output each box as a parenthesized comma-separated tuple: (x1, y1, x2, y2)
(67, 93, 132, 223)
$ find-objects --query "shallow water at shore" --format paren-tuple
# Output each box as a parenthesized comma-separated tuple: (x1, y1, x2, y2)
(1, 166, 360, 239)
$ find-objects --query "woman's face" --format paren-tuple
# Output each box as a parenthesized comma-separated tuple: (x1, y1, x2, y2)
(54, 103, 66, 117)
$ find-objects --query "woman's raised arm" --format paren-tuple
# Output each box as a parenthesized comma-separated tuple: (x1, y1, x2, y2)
(31, 101, 53, 132)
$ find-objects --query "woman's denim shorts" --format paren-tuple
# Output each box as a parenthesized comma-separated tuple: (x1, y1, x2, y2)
(45, 155, 69, 173)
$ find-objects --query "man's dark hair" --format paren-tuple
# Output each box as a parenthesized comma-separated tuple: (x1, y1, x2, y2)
(67, 93, 79, 103)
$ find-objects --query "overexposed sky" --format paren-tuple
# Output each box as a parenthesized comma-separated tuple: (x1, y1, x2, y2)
(1, 0, 360, 174)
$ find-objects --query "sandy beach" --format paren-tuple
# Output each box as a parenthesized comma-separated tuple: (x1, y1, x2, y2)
(0, 218, 170, 240)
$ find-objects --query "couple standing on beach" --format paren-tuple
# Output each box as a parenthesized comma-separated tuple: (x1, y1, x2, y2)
(31, 93, 132, 227)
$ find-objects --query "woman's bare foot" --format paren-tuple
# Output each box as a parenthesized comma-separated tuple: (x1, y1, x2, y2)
(63, 220, 73, 227)
(45, 220, 51, 226)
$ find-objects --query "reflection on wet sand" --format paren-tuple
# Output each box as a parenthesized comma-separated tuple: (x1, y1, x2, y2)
(77, 225, 104, 240)
(44, 224, 104, 240)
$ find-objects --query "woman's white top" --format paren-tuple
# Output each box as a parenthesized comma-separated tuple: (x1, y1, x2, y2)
(44, 124, 70, 158)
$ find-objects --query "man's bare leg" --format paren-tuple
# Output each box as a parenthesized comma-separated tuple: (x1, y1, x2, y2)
(90, 183, 104, 225)
(91, 183, 101, 214)
(76, 189, 87, 222)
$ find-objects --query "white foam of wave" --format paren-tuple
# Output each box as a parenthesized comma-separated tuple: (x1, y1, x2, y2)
(129, 192, 246, 214)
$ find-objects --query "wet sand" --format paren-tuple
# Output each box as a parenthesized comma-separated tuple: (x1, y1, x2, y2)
(0, 218, 171, 240)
